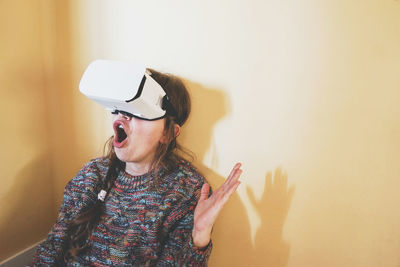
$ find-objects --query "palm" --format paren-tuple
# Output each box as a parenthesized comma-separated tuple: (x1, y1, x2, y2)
(192, 163, 243, 247)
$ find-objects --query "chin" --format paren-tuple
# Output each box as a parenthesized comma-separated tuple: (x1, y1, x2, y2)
(114, 149, 129, 163)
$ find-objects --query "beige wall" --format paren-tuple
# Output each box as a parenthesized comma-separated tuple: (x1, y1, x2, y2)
(1, 0, 400, 266)
(0, 1, 53, 259)
(0, 0, 93, 261)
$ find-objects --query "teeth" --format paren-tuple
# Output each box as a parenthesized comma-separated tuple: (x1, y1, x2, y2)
(118, 125, 123, 129)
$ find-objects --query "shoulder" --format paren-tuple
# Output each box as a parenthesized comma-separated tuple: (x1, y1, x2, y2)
(75, 157, 109, 180)
(67, 157, 108, 187)
(64, 157, 109, 204)
(161, 159, 206, 200)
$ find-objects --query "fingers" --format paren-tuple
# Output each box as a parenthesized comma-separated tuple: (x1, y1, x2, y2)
(226, 163, 243, 185)
(215, 163, 242, 196)
(203, 163, 243, 209)
(228, 163, 242, 178)
(218, 163, 243, 203)
(224, 181, 240, 200)
(199, 183, 210, 202)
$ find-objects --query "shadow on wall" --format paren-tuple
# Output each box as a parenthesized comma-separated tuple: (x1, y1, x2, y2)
(0, 154, 56, 260)
(180, 80, 295, 267)
(248, 169, 296, 267)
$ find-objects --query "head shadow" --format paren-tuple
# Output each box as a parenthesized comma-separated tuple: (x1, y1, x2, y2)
(178, 79, 253, 266)
(178, 78, 296, 266)
(179, 79, 229, 162)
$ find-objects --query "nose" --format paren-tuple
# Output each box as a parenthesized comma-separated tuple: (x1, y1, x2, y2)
(116, 111, 132, 121)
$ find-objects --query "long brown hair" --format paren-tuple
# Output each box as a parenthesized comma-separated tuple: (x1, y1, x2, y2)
(64, 69, 192, 260)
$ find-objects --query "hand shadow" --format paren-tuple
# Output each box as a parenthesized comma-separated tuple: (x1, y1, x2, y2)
(180, 78, 295, 266)
(179, 79, 253, 267)
(247, 168, 295, 267)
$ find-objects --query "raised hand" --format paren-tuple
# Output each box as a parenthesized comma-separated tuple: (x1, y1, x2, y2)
(192, 163, 243, 248)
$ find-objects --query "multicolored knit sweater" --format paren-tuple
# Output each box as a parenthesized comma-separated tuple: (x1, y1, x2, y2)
(30, 157, 212, 266)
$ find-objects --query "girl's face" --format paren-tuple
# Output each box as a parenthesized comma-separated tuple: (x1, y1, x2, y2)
(112, 112, 166, 171)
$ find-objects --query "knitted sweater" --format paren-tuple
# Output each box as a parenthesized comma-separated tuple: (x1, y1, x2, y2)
(30, 157, 212, 266)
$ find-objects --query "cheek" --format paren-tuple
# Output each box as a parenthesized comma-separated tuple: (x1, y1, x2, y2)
(131, 121, 165, 145)
(147, 126, 165, 144)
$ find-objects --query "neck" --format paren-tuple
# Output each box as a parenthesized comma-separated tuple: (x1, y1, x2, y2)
(125, 161, 151, 176)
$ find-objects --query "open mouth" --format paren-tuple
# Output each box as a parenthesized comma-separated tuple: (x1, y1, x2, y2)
(113, 121, 128, 148)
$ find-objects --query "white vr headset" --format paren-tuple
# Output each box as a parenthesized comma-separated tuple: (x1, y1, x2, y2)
(79, 59, 177, 121)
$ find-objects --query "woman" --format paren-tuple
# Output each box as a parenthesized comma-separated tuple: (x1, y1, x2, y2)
(30, 67, 242, 266)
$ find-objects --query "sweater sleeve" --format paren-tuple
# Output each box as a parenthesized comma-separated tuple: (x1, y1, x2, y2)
(29, 161, 100, 266)
(156, 186, 213, 266)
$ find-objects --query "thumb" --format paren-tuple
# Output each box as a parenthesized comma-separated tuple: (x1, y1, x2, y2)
(199, 183, 210, 202)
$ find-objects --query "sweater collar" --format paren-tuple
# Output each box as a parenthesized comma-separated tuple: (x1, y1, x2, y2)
(114, 169, 153, 191)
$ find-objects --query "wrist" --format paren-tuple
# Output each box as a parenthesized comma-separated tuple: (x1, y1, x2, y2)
(192, 228, 211, 248)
